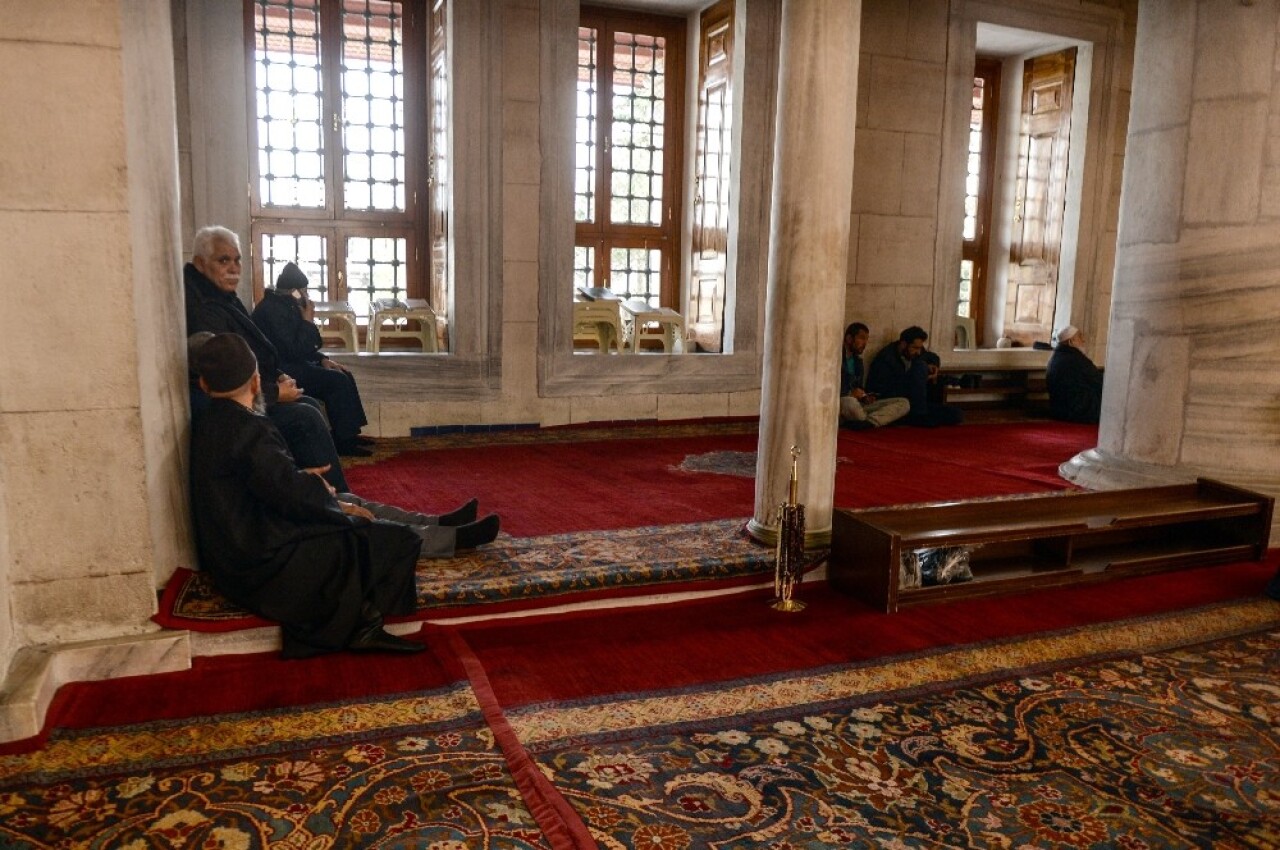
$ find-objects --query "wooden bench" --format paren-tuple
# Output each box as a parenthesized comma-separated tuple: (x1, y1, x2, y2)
(938, 367, 1048, 411)
(828, 479, 1273, 612)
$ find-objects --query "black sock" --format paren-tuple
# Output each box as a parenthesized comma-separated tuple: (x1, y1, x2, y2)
(455, 514, 500, 549)
(440, 498, 479, 527)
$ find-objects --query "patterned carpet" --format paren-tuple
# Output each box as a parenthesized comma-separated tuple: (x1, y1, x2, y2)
(4, 598, 1277, 848)
(0, 680, 553, 848)
(156, 519, 772, 631)
(507, 599, 1280, 848)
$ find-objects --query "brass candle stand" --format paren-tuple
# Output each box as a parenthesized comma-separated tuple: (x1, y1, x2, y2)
(772, 445, 807, 612)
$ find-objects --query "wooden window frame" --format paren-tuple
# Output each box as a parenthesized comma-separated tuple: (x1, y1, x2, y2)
(574, 6, 686, 309)
(961, 56, 1001, 345)
(243, 0, 431, 318)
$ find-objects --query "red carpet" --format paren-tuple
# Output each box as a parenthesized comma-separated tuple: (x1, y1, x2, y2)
(448, 555, 1280, 709)
(345, 422, 1096, 536)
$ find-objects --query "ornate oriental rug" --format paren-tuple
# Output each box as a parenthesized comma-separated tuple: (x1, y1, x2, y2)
(0, 678, 556, 848)
(4, 597, 1278, 848)
(494, 599, 1280, 849)
(155, 519, 772, 632)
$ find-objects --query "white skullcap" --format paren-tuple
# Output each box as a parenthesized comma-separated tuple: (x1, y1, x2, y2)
(1056, 325, 1080, 344)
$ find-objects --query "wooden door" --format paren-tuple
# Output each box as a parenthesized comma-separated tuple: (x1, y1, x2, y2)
(686, 0, 733, 353)
(1003, 47, 1076, 346)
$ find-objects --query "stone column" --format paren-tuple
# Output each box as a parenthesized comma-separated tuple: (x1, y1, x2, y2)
(1062, 0, 1280, 534)
(749, 1, 861, 546)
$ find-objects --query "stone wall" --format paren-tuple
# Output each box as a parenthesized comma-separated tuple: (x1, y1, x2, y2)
(847, 0, 949, 351)
(1091, 0, 1280, 508)
(0, 2, 187, 681)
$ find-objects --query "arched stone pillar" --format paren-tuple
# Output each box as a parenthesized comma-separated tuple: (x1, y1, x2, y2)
(749, 1, 861, 547)
(1062, 0, 1280, 535)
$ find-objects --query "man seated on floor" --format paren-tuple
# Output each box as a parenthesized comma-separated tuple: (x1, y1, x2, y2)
(839, 322, 909, 430)
(189, 333, 500, 658)
(867, 325, 964, 427)
(184, 226, 361, 494)
(1046, 325, 1103, 424)
(252, 262, 371, 457)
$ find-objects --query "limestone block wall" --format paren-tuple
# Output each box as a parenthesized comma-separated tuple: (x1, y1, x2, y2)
(847, 0, 949, 351)
(1101, 0, 1280, 501)
(846, 0, 1135, 361)
(0, 2, 185, 674)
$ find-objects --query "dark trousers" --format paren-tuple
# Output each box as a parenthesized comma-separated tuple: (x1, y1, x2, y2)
(904, 404, 965, 427)
(255, 521, 422, 659)
(287, 362, 368, 442)
(268, 399, 349, 491)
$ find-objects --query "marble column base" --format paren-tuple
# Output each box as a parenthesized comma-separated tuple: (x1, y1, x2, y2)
(0, 631, 191, 744)
(1059, 448, 1197, 491)
(746, 518, 832, 549)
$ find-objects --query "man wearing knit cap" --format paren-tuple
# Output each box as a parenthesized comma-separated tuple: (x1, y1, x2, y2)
(252, 261, 371, 457)
(189, 333, 499, 657)
(1045, 325, 1103, 424)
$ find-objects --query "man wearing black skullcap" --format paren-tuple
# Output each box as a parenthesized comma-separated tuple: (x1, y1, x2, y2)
(252, 261, 371, 457)
(190, 333, 499, 657)
(184, 226, 350, 490)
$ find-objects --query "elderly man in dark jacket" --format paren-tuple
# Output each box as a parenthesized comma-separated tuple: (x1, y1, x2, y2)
(184, 226, 350, 489)
(252, 262, 369, 456)
(189, 333, 423, 657)
(1046, 325, 1103, 424)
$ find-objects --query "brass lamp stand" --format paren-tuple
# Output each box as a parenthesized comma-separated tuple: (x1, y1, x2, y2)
(771, 446, 807, 612)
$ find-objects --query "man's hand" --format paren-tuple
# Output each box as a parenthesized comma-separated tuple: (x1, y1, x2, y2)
(338, 501, 375, 520)
(301, 299, 316, 322)
(851, 388, 868, 401)
(277, 374, 302, 403)
(864, 393, 878, 403)
(302, 465, 336, 496)
(321, 358, 349, 374)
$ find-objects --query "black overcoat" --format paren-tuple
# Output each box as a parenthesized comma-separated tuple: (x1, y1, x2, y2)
(1046, 345, 1103, 424)
(251, 289, 325, 369)
(189, 398, 419, 656)
(185, 263, 287, 404)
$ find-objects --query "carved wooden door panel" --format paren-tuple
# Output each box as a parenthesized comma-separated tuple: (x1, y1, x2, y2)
(687, 0, 733, 352)
(1003, 47, 1076, 346)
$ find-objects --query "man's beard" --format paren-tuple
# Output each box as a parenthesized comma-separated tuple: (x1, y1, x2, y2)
(252, 391, 267, 415)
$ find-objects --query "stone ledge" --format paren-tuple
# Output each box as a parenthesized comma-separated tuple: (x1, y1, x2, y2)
(0, 630, 191, 744)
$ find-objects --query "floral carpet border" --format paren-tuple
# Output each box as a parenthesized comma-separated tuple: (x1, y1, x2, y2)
(508, 597, 1280, 746)
(157, 519, 772, 632)
(0, 683, 482, 783)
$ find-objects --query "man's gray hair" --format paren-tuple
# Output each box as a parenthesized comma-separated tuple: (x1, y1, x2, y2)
(192, 226, 240, 260)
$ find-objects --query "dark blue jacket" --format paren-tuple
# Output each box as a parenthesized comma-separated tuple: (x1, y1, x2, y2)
(867, 342, 930, 413)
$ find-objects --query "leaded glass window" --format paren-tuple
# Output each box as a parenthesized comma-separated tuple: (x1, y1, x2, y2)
(573, 8, 684, 310)
(247, 0, 439, 341)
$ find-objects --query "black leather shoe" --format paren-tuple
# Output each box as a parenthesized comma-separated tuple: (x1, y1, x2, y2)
(336, 441, 374, 457)
(356, 435, 377, 446)
(348, 626, 425, 653)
